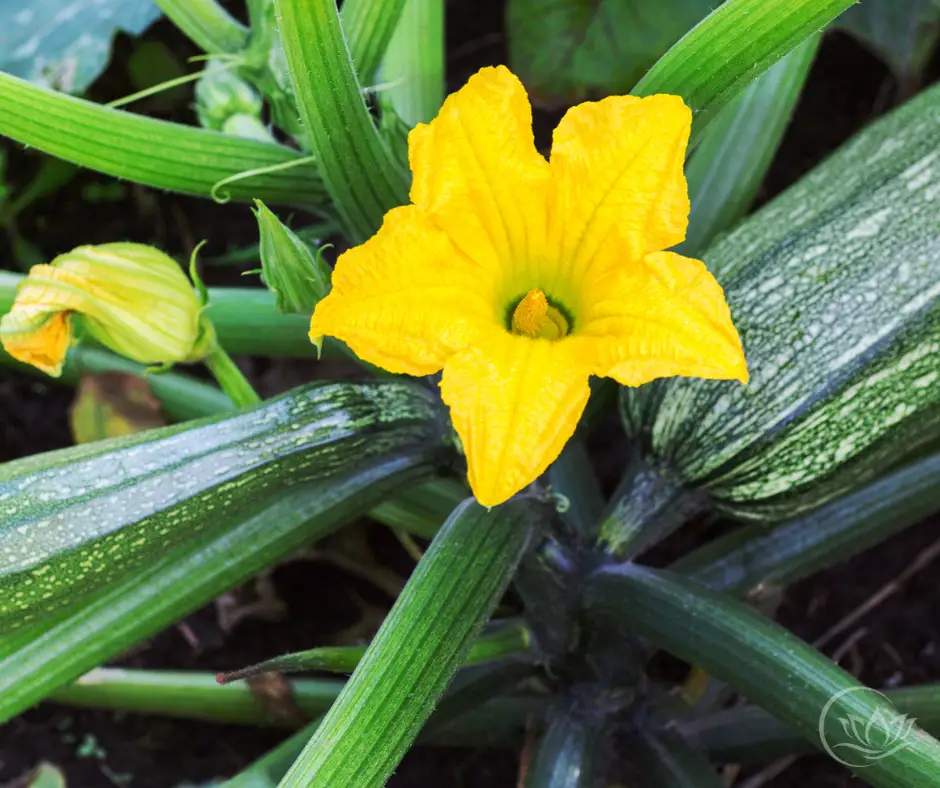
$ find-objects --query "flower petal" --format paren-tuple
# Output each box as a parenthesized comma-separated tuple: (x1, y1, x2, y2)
(549, 94, 691, 278)
(0, 308, 72, 377)
(440, 330, 591, 507)
(309, 206, 497, 376)
(580, 250, 748, 386)
(408, 66, 551, 275)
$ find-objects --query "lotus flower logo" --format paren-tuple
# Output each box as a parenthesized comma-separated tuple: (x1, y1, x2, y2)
(819, 687, 918, 767)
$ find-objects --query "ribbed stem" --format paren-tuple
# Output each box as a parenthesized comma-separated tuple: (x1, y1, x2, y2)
(154, 0, 249, 54)
(341, 0, 409, 87)
(203, 344, 261, 407)
(279, 498, 539, 788)
(380, 0, 445, 126)
(275, 0, 410, 242)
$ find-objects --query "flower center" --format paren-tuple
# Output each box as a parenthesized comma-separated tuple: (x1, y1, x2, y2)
(510, 288, 570, 340)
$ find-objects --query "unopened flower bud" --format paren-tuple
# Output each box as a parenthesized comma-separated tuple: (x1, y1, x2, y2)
(254, 200, 331, 317)
(0, 243, 213, 376)
(196, 62, 272, 142)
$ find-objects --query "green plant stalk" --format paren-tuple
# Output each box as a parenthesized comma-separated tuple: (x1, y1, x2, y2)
(684, 685, 940, 764)
(423, 662, 536, 738)
(680, 35, 820, 256)
(633, 0, 856, 140)
(341, 0, 409, 88)
(674, 451, 940, 594)
(380, 0, 446, 126)
(597, 457, 707, 560)
(632, 729, 726, 788)
(279, 498, 540, 788)
(203, 344, 262, 407)
(547, 439, 606, 539)
(0, 343, 235, 421)
(54, 670, 341, 725)
(525, 705, 603, 788)
(275, 0, 410, 242)
(0, 447, 440, 722)
(154, 0, 249, 54)
(48, 667, 543, 746)
(217, 619, 532, 682)
(0, 73, 327, 209)
(225, 721, 324, 788)
(586, 565, 940, 787)
(367, 478, 468, 539)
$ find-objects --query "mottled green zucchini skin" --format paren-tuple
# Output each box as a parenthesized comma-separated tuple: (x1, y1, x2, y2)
(623, 82, 940, 521)
(0, 381, 450, 632)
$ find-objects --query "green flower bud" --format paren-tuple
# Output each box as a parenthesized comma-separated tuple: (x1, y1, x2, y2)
(254, 201, 332, 320)
(196, 62, 272, 142)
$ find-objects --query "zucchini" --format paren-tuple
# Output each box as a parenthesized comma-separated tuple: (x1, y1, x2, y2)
(619, 82, 940, 525)
(0, 381, 450, 633)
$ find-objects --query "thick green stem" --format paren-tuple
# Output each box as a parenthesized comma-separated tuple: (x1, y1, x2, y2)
(279, 498, 540, 788)
(154, 0, 249, 54)
(597, 457, 706, 560)
(275, 0, 410, 242)
(203, 344, 262, 407)
(379, 0, 445, 126)
(341, 0, 410, 88)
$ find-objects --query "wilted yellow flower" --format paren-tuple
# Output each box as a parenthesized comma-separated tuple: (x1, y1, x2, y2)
(310, 66, 748, 507)
(0, 243, 213, 376)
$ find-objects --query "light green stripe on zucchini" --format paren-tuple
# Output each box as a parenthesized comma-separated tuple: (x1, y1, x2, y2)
(622, 81, 940, 521)
(0, 381, 449, 633)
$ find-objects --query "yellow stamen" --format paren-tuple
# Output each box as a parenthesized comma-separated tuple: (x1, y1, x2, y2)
(511, 288, 569, 340)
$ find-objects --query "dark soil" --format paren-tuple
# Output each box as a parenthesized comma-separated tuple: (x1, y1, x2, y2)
(1, 3, 939, 787)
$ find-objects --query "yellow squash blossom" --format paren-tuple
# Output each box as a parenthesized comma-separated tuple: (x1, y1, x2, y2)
(310, 66, 748, 507)
(0, 243, 213, 376)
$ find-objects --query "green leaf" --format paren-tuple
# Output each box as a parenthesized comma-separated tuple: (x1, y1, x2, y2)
(0, 71, 328, 209)
(675, 451, 940, 594)
(507, 0, 713, 107)
(341, 0, 409, 88)
(586, 564, 940, 787)
(679, 35, 819, 256)
(380, 0, 446, 126)
(153, 0, 249, 54)
(0, 0, 162, 94)
(0, 388, 446, 722)
(279, 498, 541, 788)
(838, 0, 940, 85)
(683, 684, 940, 764)
(633, 0, 857, 137)
(275, 0, 410, 242)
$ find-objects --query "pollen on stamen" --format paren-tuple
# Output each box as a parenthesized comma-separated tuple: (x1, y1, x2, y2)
(511, 289, 569, 340)
(511, 288, 549, 337)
